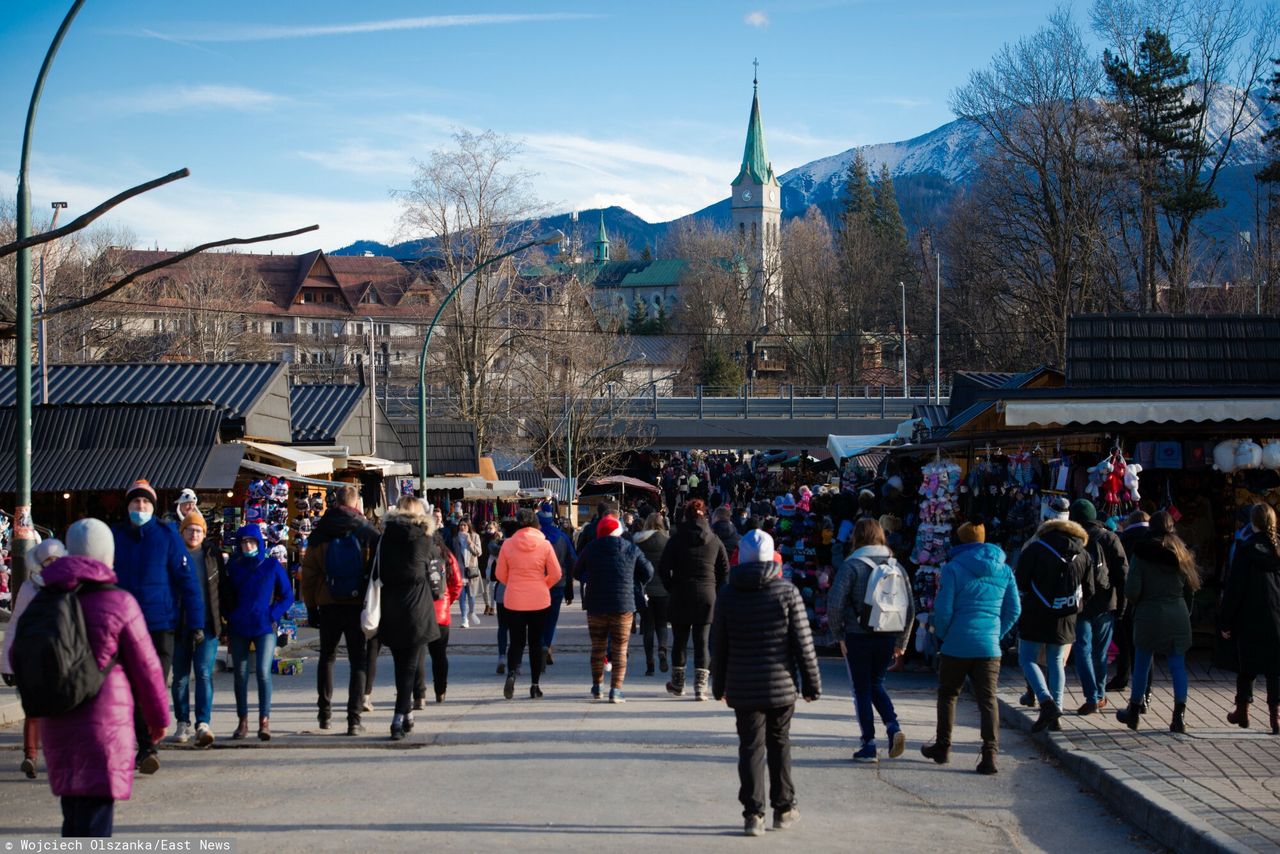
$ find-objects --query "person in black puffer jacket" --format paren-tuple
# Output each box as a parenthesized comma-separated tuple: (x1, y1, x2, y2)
(659, 500, 730, 700)
(376, 497, 443, 741)
(711, 530, 820, 837)
(576, 516, 655, 702)
(1015, 515, 1095, 733)
(711, 505, 741, 561)
(633, 513, 672, 675)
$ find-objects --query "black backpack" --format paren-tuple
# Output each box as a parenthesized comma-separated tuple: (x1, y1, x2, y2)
(325, 531, 366, 599)
(426, 556, 446, 601)
(1028, 539, 1084, 618)
(11, 583, 118, 717)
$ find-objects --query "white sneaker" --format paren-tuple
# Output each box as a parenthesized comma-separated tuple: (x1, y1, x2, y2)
(470, 614, 481, 626)
(461, 619, 471, 629)
(362, 695, 374, 713)
(172, 722, 191, 744)
(195, 723, 214, 748)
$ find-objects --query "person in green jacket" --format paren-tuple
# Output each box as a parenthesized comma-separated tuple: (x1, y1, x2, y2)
(1116, 511, 1200, 733)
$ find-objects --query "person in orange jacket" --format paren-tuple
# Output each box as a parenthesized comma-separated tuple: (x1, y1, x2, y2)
(495, 508, 562, 700)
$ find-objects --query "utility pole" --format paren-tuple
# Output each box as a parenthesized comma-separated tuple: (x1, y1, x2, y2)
(364, 317, 377, 456)
(899, 281, 907, 398)
(37, 201, 67, 405)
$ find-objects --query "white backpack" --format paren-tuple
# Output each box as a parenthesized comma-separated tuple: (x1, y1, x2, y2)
(857, 557, 911, 633)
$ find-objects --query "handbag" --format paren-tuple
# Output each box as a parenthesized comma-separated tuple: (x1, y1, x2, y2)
(360, 541, 383, 638)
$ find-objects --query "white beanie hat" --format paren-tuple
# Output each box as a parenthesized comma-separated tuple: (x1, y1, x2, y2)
(738, 529, 775, 564)
(32, 538, 67, 567)
(66, 518, 115, 567)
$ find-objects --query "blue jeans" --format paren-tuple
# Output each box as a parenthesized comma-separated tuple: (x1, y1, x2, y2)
(230, 633, 275, 719)
(1018, 639, 1068, 708)
(542, 586, 565, 649)
(459, 578, 478, 621)
(843, 632, 900, 745)
(171, 632, 220, 726)
(1131, 648, 1189, 705)
(1074, 612, 1115, 705)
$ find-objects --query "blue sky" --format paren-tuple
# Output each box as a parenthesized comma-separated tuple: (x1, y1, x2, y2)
(2, 1, 1059, 253)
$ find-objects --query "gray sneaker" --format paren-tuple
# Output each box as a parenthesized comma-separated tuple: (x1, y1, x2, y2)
(172, 722, 191, 744)
(743, 815, 766, 837)
(773, 808, 800, 830)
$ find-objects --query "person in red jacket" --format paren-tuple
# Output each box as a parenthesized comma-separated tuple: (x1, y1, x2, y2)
(418, 528, 464, 704)
(38, 519, 169, 838)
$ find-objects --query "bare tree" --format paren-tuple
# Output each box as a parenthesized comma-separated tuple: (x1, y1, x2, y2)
(779, 207, 849, 385)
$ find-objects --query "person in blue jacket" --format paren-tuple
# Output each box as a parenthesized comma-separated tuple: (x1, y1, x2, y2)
(112, 478, 204, 774)
(225, 524, 294, 742)
(921, 518, 1020, 775)
(538, 502, 577, 663)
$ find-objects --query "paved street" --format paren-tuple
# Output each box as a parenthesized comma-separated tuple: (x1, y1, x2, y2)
(0, 607, 1152, 853)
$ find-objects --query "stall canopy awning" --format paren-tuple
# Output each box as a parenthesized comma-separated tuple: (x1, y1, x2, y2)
(237, 440, 334, 476)
(1004, 398, 1280, 427)
(463, 480, 521, 500)
(420, 476, 483, 491)
(827, 433, 897, 464)
(240, 458, 348, 489)
(348, 456, 413, 476)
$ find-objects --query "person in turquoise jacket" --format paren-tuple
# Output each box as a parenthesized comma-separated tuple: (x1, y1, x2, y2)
(921, 519, 1020, 775)
(225, 524, 294, 742)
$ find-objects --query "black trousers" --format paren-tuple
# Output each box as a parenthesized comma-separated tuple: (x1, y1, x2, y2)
(1111, 606, 1135, 687)
(420, 624, 450, 699)
(505, 607, 549, 684)
(935, 654, 1000, 753)
(734, 705, 795, 819)
(641, 596, 670, 663)
(671, 621, 710, 670)
(1237, 670, 1280, 705)
(317, 604, 367, 722)
(61, 795, 114, 837)
(365, 637, 381, 696)
(134, 630, 173, 759)
(389, 644, 424, 717)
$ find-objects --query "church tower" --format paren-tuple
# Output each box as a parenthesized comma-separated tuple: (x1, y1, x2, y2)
(593, 211, 610, 264)
(730, 61, 782, 329)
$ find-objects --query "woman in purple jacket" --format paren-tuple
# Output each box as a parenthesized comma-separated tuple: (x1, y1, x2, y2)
(40, 518, 169, 838)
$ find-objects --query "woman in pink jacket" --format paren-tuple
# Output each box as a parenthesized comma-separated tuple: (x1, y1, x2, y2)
(38, 519, 170, 837)
(495, 508, 562, 700)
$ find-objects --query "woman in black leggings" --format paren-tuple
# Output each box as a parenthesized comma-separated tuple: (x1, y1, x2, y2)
(494, 509, 562, 699)
(659, 500, 729, 700)
(633, 512, 672, 675)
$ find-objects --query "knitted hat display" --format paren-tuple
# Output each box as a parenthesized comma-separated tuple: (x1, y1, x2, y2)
(125, 479, 157, 504)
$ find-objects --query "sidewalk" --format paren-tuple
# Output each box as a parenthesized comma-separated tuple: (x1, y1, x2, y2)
(999, 654, 1280, 854)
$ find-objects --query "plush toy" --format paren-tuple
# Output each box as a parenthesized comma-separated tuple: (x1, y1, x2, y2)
(1214, 440, 1238, 473)
(1085, 458, 1112, 499)
(1123, 462, 1143, 503)
(1236, 439, 1263, 471)
(1102, 456, 1126, 509)
(1264, 442, 1280, 471)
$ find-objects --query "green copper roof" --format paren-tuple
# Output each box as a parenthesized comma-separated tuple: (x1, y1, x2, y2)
(593, 212, 610, 263)
(732, 82, 775, 187)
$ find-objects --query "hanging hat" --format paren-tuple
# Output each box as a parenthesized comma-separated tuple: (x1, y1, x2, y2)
(126, 479, 157, 504)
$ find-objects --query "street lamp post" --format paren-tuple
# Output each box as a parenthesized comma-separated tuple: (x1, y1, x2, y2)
(417, 231, 564, 486)
(37, 201, 68, 405)
(13, 0, 86, 594)
(899, 281, 907, 398)
(363, 316, 377, 457)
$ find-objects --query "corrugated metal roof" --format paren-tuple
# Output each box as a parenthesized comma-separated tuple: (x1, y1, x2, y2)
(499, 470, 545, 490)
(387, 420, 478, 476)
(0, 404, 237, 492)
(1067, 314, 1280, 387)
(0, 362, 285, 419)
(623, 334, 690, 367)
(290, 384, 365, 443)
(912, 404, 950, 430)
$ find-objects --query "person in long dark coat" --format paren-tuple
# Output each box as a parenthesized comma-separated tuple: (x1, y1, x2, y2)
(659, 499, 729, 700)
(1221, 503, 1280, 734)
(377, 497, 442, 741)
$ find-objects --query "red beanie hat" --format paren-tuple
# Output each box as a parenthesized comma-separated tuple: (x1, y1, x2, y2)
(126, 478, 157, 504)
(597, 516, 623, 538)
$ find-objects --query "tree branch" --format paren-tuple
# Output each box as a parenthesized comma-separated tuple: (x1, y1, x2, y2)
(0, 168, 190, 259)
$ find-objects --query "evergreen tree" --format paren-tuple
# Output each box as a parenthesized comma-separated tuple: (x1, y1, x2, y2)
(699, 345, 744, 394)
(841, 152, 875, 221)
(627, 296, 648, 332)
(870, 163, 908, 248)
(1103, 28, 1215, 309)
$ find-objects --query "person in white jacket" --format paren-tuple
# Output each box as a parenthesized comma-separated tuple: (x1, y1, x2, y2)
(2, 537, 68, 778)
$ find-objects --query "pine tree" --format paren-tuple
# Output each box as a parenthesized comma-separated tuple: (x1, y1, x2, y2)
(871, 164, 909, 255)
(1104, 28, 1215, 310)
(627, 296, 648, 332)
(841, 152, 875, 221)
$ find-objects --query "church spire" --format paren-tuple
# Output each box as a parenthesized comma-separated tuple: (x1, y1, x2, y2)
(593, 211, 610, 263)
(733, 59, 774, 187)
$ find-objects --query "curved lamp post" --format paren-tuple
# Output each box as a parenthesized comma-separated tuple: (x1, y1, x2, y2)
(417, 230, 564, 485)
(12, 0, 86, 592)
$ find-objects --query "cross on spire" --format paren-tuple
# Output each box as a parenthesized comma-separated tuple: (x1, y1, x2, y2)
(753, 57, 759, 90)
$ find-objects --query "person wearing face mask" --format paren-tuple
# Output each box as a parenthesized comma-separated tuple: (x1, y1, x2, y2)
(225, 525, 294, 740)
(170, 510, 227, 749)
(1, 536, 67, 779)
(111, 479, 204, 775)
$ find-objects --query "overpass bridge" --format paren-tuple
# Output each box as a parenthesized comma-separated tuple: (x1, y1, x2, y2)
(385, 386, 946, 452)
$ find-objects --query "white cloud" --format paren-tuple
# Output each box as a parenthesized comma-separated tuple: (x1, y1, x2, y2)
(105, 84, 285, 114)
(147, 13, 600, 43)
(745, 11, 770, 27)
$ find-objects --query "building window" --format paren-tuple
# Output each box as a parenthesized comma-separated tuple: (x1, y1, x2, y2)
(271, 321, 286, 335)
(302, 291, 316, 304)
(374, 323, 391, 337)
(323, 293, 335, 304)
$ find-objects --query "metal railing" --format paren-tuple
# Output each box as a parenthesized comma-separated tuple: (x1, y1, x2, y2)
(384, 383, 947, 422)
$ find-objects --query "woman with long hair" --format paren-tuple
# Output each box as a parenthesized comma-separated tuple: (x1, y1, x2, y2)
(1117, 511, 1200, 732)
(1221, 503, 1280, 734)
(494, 509, 562, 699)
(633, 512, 672, 675)
(659, 499, 729, 700)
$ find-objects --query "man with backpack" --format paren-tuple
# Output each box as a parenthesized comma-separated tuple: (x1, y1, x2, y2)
(301, 485, 378, 735)
(111, 478, 203, 775)
(1070, 500, 1125, 716)
(1015, 508, 1096, 732)
(828, 518, 914, 764)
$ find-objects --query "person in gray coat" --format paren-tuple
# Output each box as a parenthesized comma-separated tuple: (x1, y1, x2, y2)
(711, 530, 820, 837)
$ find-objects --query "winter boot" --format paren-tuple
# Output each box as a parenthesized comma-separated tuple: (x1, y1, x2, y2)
(645, 657, 655, 676)
(1227, 699, 1251, 728)
(1270, 702, 1279, 735)
(693, 669, 711, 701)
(258, 716, 270, 742)
(658, 647, 669, 673)
(1030, 700, 1061, 733)
(666, 666, 686, 697)
(920, 742, 949, 765)
(1170, 702, 1187, 734)
(1116, 701, 1142, 730)
(232, 716, 249, 740)
(976, 749, 998, 775)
